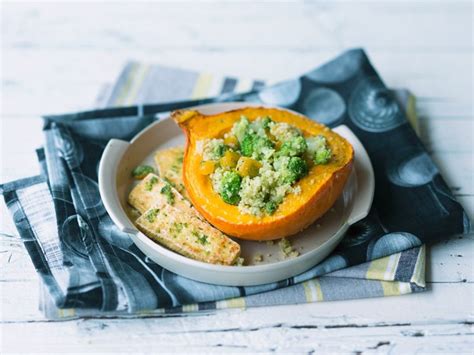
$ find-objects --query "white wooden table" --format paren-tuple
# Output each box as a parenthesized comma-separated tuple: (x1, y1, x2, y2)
(1, 1, 473, 353)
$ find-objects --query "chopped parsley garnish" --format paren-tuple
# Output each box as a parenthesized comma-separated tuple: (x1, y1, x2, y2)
(144, 176, 159, 191)
(197, 234, 208, 245)
(172, 222, 183, 233)
(160, 183, 175, 205)
(163, 177, 177, 188)
(192, 230, 209, 245)
(145, 208, 159, 223)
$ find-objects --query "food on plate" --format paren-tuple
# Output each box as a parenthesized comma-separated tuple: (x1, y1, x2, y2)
(128, 173, 192, 215)
(136, 204, 240, 265)
(173, 107, 354, 240)
(128, 173, 240, 265)
(154, 146, 188, 198)
(278, 238, 299, 258)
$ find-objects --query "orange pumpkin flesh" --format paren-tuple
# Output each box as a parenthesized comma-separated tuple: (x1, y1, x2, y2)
(172, 107, 354, 241)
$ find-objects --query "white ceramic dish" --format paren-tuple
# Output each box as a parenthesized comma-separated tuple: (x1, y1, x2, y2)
(99, 102, 374, 286)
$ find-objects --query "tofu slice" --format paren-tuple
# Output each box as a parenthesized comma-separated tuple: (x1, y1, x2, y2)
(129, 173, 240, 265)
(136, 204, 241, 265)
(128, 173, 192, 215)
(154, 147, 188, 199)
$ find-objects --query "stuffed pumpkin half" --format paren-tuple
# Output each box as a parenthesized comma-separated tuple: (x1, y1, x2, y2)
(173, 107, 354, 241)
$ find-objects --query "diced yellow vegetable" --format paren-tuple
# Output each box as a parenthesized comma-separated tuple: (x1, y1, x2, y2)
(224, 135, 239, 148)
(219, 150, 240, 169)
(266, 131, 278, 142)
(237, 157, 262, 178)
(199, 161, 216, 175)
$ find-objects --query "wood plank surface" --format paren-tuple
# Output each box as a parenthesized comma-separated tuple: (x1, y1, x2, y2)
(1, 1, 473, 353)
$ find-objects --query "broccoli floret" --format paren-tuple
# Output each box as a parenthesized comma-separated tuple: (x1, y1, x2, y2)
(314, 148, 332, 165)
(215, 144, 226, 158)
(253, 136, 273, 158)
(202, 139, 227, 161)
(262, 116, 272, 129)
(306, 135, 326, 154)
(250, 116, 273, 135)
(240, 133, 273, 158)
(231, 116, 250, 143)
(240, 133, 255, 157)
(278, 135, 307, 157)
(265, 200, 278, 215)
(131, 165, 155, 180)
(219, 170, 242, 205)
(306, 135, 332, 165)
(282, 156, 308, 184)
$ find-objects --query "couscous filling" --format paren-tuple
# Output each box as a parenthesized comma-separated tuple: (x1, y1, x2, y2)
(199, 116, 332, 216)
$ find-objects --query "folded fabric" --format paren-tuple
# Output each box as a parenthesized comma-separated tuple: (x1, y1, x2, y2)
(1, 49, 468, 319)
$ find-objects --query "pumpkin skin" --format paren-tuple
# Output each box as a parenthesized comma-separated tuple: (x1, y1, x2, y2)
(172, 107, 354, 241)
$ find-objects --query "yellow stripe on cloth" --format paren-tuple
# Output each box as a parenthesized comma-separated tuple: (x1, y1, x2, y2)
(113, 63, 138, 106)
(217, 297, 246, 310)
(182, 304, 199, 313)
(381, 280, 414, 297)
(58, 308, 76, 318)
(380, 280, 402, 296)
(191, 73, 213, 99)
(303, 279, 323, 302)
(406, 93, 419, 134)
(122, 64, 150, 106)
(411, 245, 426, 287)
(366, 253, 400, 281)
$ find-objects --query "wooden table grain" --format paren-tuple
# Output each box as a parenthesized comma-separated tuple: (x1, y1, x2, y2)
(1, 1, 473, 353)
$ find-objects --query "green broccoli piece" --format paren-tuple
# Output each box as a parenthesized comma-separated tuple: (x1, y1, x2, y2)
(306, 135, 332, 165)
(288, 156, 308, 178)
(240, 133, 255, 157)
(262, 116, 272, 129)
(253, 136, 273, 158)
(203, 139, 227, 161)
(132, 165, 155, 180)
(278, 135, 307, 157)
(214, 144, 227, 159)
(282, 156, 308, 184)
(219, 170, 242, 205)
(265, 200, 278, 215)
(231, 116, 250, 143)
(240, 133, 273, 158)
(314, 148, 332, 165)
(250, 116, 273, 134)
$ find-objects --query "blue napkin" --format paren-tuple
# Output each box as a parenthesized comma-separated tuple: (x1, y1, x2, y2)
(1, 49, 468, 318)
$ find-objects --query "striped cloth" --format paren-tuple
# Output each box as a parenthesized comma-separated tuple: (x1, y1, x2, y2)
(4, 49, 466, 319)
(37, 60, 423, 319)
